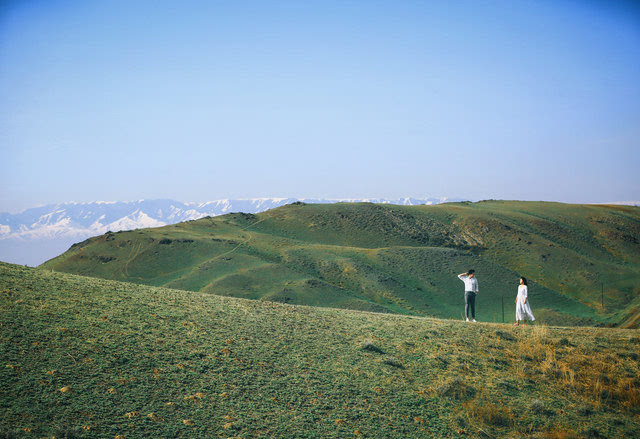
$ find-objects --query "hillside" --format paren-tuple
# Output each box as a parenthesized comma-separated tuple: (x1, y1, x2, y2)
(0, 197, 456, 266)
(41, 201, 640, 327)
(1, 262, 639, 438)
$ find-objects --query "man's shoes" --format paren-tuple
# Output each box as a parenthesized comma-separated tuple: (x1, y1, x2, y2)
(472, 319, 477, 322)
(466, 318, 470, 322)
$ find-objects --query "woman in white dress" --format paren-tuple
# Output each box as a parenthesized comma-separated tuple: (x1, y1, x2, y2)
(514, 277, 535, 325)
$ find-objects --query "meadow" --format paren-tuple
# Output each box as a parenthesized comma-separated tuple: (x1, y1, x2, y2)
(1, 262, 639, 438)
(42, 201, 640, 327)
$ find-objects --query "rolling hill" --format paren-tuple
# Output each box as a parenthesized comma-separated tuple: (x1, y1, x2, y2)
(0, 197, 456, 266)
(1, 262, 639, 438)
(41, 201, 640, 327)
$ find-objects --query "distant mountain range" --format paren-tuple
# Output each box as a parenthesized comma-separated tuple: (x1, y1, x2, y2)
(0, 197, 458, 266)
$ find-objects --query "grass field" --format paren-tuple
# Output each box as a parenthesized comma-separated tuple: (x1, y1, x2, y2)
(1, 262, 639, 438)
(41, 201, 640, 327)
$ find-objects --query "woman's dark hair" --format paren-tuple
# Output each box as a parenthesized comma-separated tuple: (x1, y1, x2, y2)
(468, 269, 475, 274)
(520, 277, 528, 286)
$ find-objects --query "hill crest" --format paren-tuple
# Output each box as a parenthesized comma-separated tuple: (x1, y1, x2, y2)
(0, 197, 459, 266)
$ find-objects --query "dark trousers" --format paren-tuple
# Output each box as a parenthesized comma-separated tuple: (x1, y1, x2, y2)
(465, 291, 476, 319)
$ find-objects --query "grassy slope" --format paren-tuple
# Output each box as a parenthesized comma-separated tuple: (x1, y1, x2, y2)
(41, 201, 640, 326)
(1, 262, 639, 438)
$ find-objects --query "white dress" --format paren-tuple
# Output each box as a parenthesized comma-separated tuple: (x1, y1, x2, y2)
(516, 285, 535, 321)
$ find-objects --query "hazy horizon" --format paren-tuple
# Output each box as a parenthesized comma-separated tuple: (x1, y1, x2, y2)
(2, 196, 639, 215)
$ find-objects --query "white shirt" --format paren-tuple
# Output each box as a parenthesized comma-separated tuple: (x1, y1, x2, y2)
(458, 274, 479, 292)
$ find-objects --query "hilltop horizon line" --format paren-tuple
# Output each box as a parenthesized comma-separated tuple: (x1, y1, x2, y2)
(3, 196, 640, 215)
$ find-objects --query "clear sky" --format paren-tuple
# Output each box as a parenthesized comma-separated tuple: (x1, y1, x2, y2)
(1, 0, 639, 212)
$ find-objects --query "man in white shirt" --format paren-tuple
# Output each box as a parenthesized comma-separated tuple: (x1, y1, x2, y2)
(458, 270, 478, 322)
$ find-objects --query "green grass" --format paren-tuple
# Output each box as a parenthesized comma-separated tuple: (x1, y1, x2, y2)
(41, 201, 640, 326)
(1, 262, 639, 438)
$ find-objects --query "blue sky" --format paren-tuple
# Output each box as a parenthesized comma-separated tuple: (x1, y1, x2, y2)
(1, 0, 639, 212)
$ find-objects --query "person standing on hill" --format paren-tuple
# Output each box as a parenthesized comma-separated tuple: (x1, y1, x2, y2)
(458, 270, 478, 322)
(514, 277, 535, 325)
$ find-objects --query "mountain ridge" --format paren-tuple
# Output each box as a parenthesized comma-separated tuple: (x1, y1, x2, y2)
(0, 197, 457, 266)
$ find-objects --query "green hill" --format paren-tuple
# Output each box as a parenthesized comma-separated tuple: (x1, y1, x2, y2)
(41, 201, 640, 327)
(1, 262, 639, 438)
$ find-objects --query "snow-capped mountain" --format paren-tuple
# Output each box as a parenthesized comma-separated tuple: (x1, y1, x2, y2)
(0, 197, 458, 266)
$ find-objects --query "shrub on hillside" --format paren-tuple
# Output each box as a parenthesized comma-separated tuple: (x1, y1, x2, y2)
(436, 377, 476, 399)
(557, 337, 571, 346)
(361, 340, 384, 354)
(529, 399, 545, 414)
(383, 356, 404, 368)
(494, 330, 516, 341)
